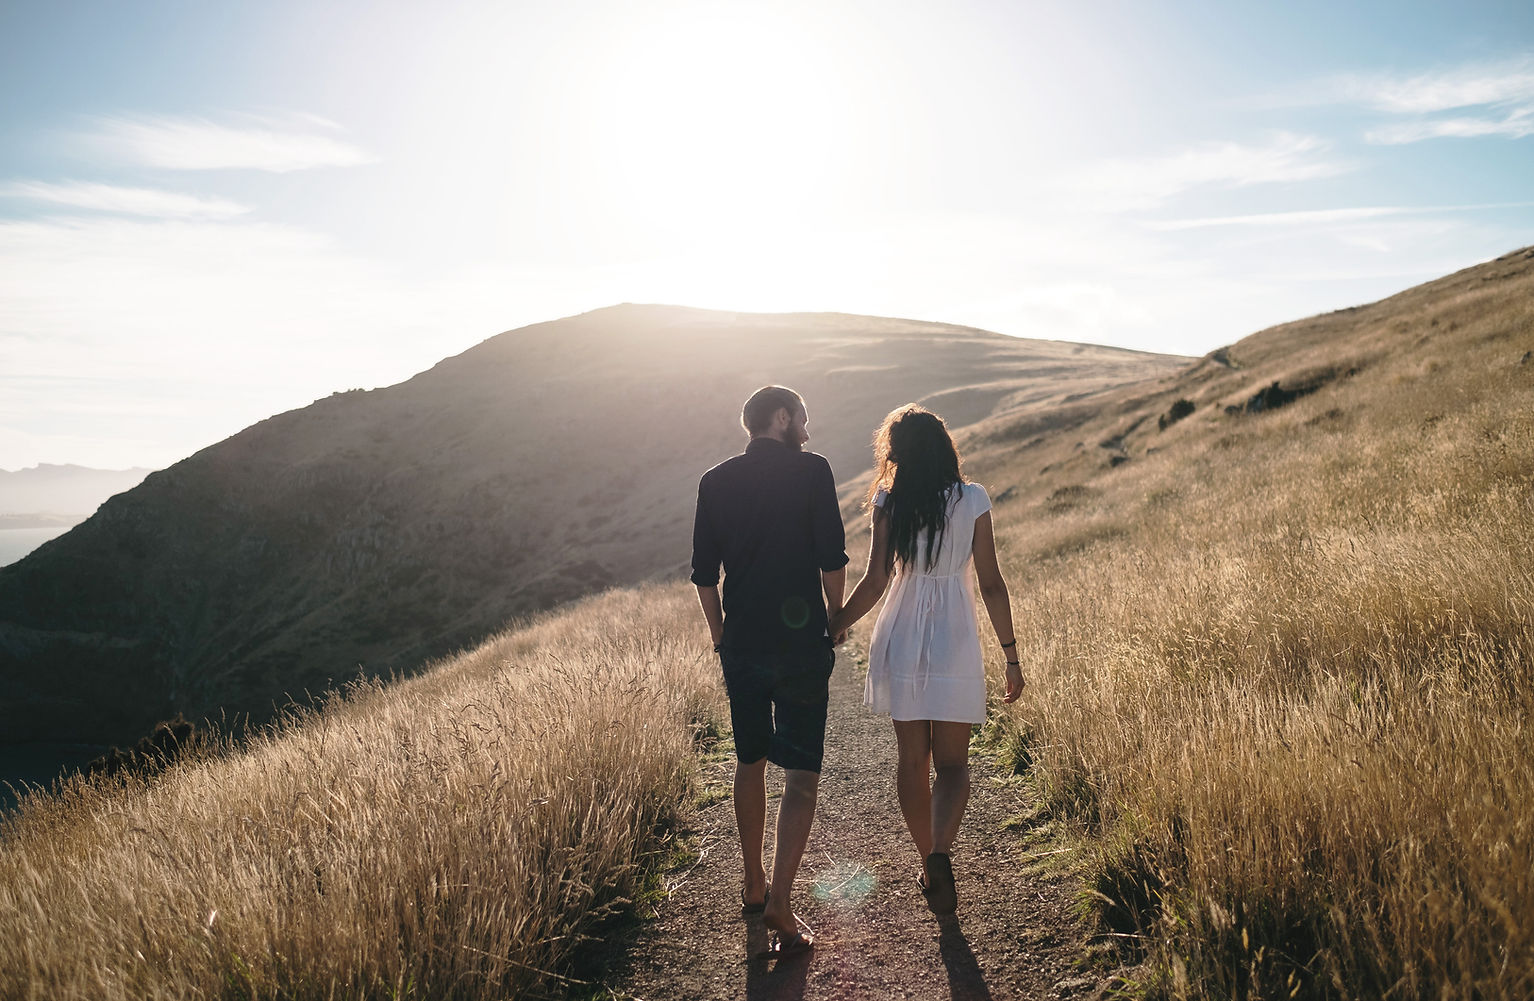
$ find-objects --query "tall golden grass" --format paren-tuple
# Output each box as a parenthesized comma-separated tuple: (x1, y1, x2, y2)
(983, 286, 1534, 998)
(4, 256, 1529, 1000)
(0, 585, 722, 1000)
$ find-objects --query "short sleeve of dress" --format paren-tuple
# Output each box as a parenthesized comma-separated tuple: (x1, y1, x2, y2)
(873, 487, 890, 509)
(968, 483, 992, 518)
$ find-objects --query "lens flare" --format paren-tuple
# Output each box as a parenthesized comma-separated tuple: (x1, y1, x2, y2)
(811, 859, 876, 907)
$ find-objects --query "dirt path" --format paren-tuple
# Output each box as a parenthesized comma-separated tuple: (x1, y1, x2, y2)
(603, 655, 1106, 1000)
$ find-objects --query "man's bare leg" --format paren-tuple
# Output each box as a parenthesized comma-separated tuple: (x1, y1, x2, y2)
(735, 757, 769, 906)
(762, 767, 819, 941)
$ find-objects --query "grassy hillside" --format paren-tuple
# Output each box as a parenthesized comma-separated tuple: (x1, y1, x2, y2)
(2, 248, 1531, 999)
(0, 586, 722, 999)
(960, 245, 1534, 998)
(0, 305, 1181, 748)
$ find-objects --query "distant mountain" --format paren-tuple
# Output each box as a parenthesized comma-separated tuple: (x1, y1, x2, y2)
(0, 464, 153, 520)
(0, 465, 155, 568)
(0, 305, 1185, 745)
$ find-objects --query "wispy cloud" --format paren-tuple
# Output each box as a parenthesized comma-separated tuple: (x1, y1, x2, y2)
(1305, 57, 1534, 145)
(0, 180, 250, 220)
(1147, 206, 1407, 231)
(84, 113, 377, 172)
(1336, 58, 1534, 114)
(1147, 201, 1534, 231)
(1367, 107, 1534, 144)
(1069, 133, 1350, 211)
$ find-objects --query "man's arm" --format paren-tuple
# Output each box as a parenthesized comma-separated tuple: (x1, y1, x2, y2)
(696, 585, 724, 650)
(810, 457, 850, 641)
(810, 458, 850, 580)
(821, 567, 846, 635)
(690, 477, 725, 649)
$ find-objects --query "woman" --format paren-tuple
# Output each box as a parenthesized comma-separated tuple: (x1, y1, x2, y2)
(829, 405, 1023, 915)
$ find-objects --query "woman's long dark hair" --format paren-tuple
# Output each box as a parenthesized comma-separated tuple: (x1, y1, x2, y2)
(865, 405, 963, 574)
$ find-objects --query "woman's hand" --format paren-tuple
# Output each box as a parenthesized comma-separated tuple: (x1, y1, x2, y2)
(1002, 661, 1025, 703)
(828, 609, 849, 638)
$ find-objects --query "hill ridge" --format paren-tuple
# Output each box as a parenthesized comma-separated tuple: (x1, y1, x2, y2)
(3, 246, 1531, 999)
(0, 309, 1181, 750)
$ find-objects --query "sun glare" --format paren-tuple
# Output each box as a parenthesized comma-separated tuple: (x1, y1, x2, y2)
(581, 7, 857, 242)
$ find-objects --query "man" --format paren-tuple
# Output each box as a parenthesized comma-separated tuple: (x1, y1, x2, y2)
(691, 385, 848, 956)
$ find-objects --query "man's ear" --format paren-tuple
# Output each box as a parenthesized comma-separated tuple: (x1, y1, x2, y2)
(771, 406, 792, 432)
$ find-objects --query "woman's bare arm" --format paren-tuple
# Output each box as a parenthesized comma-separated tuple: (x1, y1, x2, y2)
(829, 509, 892, 636)
(972, 511, 1024, 702)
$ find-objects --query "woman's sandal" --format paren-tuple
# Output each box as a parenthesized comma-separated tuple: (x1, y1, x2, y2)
(740, 887, 769, 915)
(921, 852, 957, 915)
(758, 914, 815, 958)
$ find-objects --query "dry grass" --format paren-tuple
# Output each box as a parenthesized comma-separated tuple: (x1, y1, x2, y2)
(975, 254, 1534, 999)
(4, 252, 1531, 1000)
(0, 585, 723, 1000)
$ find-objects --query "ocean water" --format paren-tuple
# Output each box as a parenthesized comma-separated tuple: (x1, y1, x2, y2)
(0, 526, 72, 567)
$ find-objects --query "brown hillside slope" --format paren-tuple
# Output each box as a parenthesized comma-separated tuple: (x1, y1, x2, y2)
(609, 247, 1534, 1001)
(962, 245, 1533, 492)
(0, 587, 722, 1001)
(941, 246, 1533, 998)
(2, 249, 1529, 1001)
(0, 306, 1182, 746)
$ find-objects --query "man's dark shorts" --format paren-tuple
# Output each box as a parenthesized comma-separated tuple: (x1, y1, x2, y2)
(719, 644, 835, 773)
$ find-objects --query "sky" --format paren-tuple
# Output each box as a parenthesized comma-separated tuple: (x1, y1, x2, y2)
(2, 0, 1532, 471)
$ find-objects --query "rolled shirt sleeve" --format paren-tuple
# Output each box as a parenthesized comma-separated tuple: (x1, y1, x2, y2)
(811, 458, 850, 573)
(690, 476, 722, 587)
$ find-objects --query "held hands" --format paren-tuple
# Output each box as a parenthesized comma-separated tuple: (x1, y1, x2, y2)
(828, 607, 850, 646)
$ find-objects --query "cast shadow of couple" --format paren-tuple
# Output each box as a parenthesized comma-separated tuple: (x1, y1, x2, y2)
(742, 911, 994, 1001)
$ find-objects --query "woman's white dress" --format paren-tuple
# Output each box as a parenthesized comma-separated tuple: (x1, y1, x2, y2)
(864, 482, 991, 724)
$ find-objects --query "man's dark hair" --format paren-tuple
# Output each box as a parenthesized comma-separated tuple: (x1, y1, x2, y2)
(741, 386, 804, 436)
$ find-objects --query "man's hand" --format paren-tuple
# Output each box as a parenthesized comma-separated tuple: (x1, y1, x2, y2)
(827, 605, 849, 646)
(696, 584, 725, 656)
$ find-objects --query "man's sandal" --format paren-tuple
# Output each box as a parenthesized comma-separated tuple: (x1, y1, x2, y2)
(740, 887, 769, 915)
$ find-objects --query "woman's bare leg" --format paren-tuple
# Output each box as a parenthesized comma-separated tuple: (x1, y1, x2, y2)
(892, 719, 934, 859)
(929, 721, 972, 855)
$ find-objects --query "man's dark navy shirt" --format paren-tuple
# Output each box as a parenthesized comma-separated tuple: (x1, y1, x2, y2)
(691, 437, 849, 653)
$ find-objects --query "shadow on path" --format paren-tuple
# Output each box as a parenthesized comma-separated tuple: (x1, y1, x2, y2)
(745, 914, 812, 1001)
(937, 914, 994, 1001)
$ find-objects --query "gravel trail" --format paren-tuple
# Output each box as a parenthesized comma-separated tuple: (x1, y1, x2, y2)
(606, 654, 1105, 1000)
